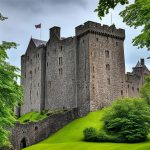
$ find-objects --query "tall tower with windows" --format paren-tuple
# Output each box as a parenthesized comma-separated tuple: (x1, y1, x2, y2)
(76, 21, 126, 115)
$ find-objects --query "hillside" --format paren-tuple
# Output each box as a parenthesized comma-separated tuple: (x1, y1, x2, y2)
(24, 110, 150, 150)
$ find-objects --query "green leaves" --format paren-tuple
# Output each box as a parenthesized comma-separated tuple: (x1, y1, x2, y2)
(0, 41, 23, 147)
(140, 75, 150, 104)
(102, 98, 150, 142)
(95, 0, 129, 20)
(96, 0, 150, 50)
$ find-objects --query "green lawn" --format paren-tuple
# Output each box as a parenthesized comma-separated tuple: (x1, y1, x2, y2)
(24, 110, 150, 150)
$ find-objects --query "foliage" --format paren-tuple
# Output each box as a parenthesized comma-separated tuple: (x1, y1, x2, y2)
(0, 13, 8, 21)
(102, 98, 150, 143)
(95, 0, 150, 50)
(140, 75, 150, 105)
(83, 127, 98, 142)
(0, 15, 23, 147)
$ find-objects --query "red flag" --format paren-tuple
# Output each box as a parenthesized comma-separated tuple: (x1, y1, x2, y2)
(35, 23, 41, 29)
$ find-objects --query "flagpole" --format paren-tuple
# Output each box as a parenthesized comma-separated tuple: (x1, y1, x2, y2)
(40, 23, 41, 40)
(111, 13, 112, 25)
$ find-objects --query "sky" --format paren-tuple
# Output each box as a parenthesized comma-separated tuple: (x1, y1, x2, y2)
(0, 0, 150, 72)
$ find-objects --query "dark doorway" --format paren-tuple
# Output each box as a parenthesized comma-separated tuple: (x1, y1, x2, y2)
(20, 138, 27, 149)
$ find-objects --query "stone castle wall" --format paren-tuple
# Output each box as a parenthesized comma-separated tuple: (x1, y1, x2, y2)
(75, 21, 126, 112)
(45, 32, 77, 110)
(21, 21, 126, 117)
(21, 40, 46, 115)
(9, 109, 78, 150)
(126, 59, 150, 98)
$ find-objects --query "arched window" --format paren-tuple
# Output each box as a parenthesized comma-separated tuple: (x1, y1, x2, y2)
(35, 126, 38, 131)
(20, 138, 27, 149)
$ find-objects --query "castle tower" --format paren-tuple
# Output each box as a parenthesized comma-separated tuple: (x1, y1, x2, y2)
(76, 21, 126, 115)
(126, 58, 150, 98)
(20, 38, 46, 115)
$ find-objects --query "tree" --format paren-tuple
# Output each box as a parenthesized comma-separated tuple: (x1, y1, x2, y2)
(95, 0, 150, 50)
(140, 75, 150, 105)
(0, 14, 23, 147)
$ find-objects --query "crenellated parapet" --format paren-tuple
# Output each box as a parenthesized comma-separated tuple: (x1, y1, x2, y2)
(75, 21, 125, 40)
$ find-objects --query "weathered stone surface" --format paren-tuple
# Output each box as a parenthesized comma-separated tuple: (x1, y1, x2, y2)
(6, 109, 78, 150)
(20, 21, 128, 117)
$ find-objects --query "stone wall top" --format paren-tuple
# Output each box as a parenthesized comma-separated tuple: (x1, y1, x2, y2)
(75, 21, 125, 40)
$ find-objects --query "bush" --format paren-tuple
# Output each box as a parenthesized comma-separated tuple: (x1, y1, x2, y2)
(97, 131, 120, 142)
(102, 98, 150, 143)
(83, 98, 150, 143)
(83, 127, 98, 142)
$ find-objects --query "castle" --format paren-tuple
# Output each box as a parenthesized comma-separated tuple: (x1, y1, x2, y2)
(19, 21, 150, 117)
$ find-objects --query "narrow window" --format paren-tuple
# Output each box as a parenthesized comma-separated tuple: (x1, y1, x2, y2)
(132, 87, 134, 91)
(137, 88, 139, 92)
(96, 38, 98, 42)
(116, 42, 118, 46)
(60, 46, 62, 51)
(92, 84, 95, 90)
(35, 68, 36, 73)
(30, 90, 31, 100)
(59, 68, 63, 75)
(105, 50, 109, 58)
(106, 64, 110, 71)
(107, 78, 110, 85)
(30, 70, 32, 78)
(121, 90, 123, 95)
(37, 91, 38, 96)
(38, 83, 40, 87)
(128, 84, 129, 88)
(93, 66, 95, 73)
(47, 62, 48, 67)
(30, 59, 32, 65)
(83, 40, 84, 43)
(59, 57, 63, 65)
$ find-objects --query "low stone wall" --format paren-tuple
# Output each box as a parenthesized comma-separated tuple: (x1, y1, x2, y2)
(5, 108, 78, 150)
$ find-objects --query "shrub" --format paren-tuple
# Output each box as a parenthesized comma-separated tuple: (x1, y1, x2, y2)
(97, 131, 120, 142)
(102, 98, 150, 143)
(83, 127, 98, 142)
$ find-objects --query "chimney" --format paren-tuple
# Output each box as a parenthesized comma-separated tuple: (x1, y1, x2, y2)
(141, 58, 145, 66)
(49, 26, 61, 40)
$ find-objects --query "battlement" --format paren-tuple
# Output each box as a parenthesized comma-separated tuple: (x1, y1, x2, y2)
(75, 21, 125, 40)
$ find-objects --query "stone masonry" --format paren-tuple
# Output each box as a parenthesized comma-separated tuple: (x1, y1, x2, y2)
(20, 21, 149, 117)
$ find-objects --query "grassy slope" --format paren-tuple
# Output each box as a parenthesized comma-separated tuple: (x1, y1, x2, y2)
(24, 110, 150, 150)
